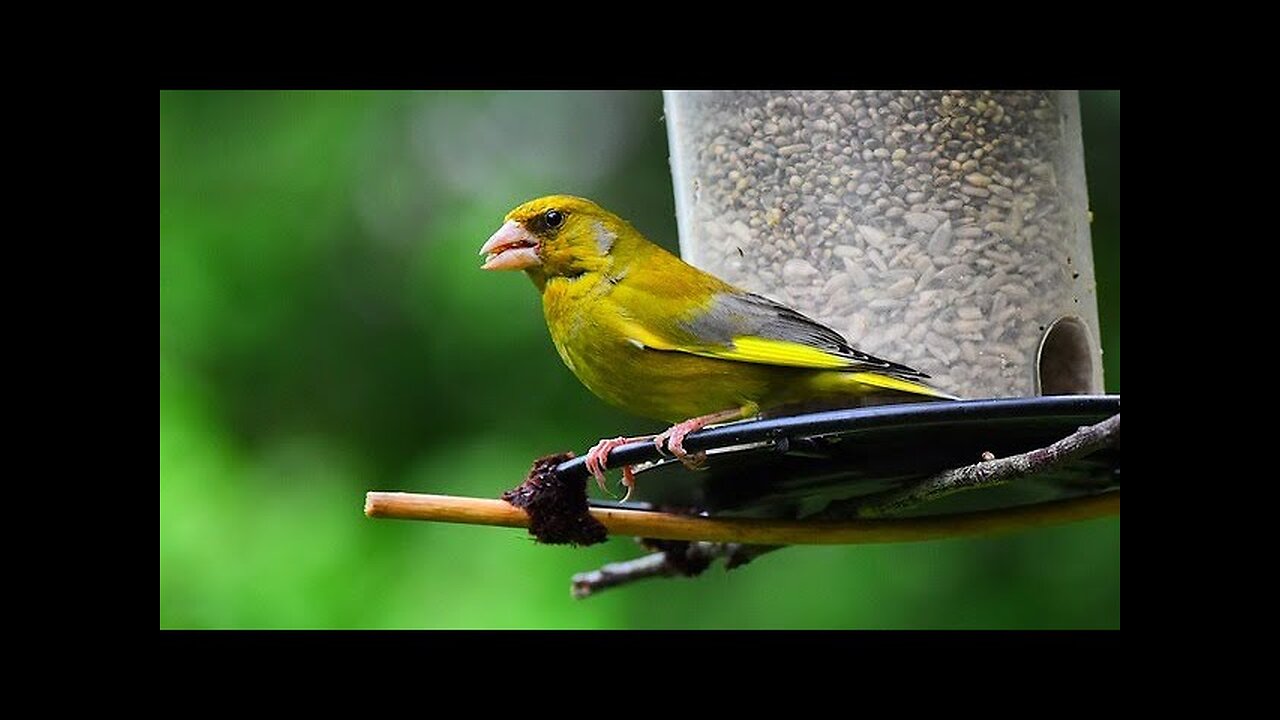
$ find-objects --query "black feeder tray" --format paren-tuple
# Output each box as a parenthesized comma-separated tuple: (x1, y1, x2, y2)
(559, 395, 1120, 519)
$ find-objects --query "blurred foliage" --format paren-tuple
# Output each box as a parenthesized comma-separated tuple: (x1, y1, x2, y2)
(160, 90, 1119, 628)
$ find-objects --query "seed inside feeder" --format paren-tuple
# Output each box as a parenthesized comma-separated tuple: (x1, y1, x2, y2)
(665, 90, 1104, 399)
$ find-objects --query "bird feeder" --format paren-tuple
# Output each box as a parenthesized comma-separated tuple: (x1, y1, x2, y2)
(664, 90, 1103, 399)
(365, 90, 1120, 597)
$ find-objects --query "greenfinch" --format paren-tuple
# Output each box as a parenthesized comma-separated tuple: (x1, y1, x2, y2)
(480, 195, 955, 501)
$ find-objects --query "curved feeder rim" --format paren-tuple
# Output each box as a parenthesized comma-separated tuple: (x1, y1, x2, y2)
(563, 395, 1120, 516)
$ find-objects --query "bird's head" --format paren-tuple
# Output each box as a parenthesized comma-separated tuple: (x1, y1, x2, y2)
(479, 195, 628, 285)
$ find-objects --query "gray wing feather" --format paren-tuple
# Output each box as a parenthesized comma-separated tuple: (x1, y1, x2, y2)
(679, 291, 930, 379)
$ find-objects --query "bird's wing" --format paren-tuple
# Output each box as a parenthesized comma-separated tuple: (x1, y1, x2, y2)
(612, 284, 930, 379)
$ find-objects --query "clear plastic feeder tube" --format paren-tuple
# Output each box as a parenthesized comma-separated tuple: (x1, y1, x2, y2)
(665, 90, 1103, 399)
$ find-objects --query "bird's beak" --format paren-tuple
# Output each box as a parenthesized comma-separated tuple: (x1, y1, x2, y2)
(479, 221, 541, 271)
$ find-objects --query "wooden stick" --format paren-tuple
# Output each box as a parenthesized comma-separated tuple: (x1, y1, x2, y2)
(365, 490, 1119, 546)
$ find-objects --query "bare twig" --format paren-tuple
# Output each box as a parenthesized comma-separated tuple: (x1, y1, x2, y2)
(570, 553, 680, 599)
(849, 413, 1120, 518)
(570, 541, 762, 598)
(569, 413, 1120, 597)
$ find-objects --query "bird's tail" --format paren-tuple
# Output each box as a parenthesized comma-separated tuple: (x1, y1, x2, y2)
(763, 369, 960, 419)
(844, 371, 961, 401)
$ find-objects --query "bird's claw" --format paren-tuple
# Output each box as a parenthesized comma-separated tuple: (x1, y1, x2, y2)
(586, 436, 646, 501)
(655, 419, 708, 470)
(652, 432, 674, 458)
(619, 465, 637, 503)
(585, 437, 621, 498)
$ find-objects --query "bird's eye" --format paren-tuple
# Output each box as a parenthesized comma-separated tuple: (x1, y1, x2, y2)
(544, 210, 564, 228)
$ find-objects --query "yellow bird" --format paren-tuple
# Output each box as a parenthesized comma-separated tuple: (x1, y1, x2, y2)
(480, 195, 956, 501)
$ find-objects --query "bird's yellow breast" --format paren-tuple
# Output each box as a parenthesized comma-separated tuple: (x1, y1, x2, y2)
(541, 273, 775, 423)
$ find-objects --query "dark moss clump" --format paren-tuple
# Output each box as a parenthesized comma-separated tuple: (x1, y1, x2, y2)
(502, 452, 608, 546)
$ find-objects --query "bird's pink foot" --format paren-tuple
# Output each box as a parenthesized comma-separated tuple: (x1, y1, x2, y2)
(584, 436, 648, 500)
(654, 408, 748, 470)
(654, 419, 713, 470)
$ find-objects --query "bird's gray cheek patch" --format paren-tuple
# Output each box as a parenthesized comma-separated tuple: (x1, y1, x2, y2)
(594, 221, 617, 255)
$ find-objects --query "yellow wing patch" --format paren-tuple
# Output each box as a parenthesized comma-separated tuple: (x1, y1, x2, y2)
(620, 327, 957, 400)
(617, 322, 849, 367)
(616, 315, 955, 399)
(700, 335, 853, 369)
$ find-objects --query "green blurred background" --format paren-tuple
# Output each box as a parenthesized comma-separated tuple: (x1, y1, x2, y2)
(160, 90, 1120, 628)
